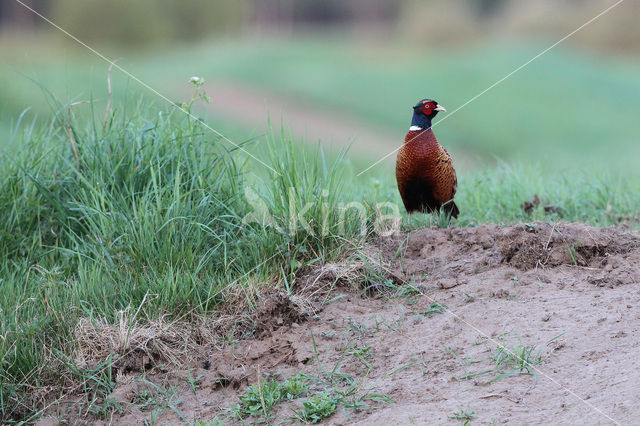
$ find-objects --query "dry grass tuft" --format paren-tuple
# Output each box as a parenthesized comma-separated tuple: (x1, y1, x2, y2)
(71, 291, 251, 375)
(298, 243, 405, 299)
(74, 312, 210, 373)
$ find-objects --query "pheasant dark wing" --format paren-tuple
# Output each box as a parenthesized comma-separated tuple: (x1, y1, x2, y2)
(433, 145, 459, 218)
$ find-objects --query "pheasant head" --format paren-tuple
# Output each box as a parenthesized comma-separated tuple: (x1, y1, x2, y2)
(410, 99, 446, 130)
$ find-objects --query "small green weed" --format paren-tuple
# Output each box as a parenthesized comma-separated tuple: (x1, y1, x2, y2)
(143, 408, 162, 426)
(234, 374, 309, 421)
(338, 388, 394, 414)
(373, 316, 398, 332)
(419, 302, 448, 317)
(236, 379, 283, 419)
(566, 243, 579, 265)
(187, 366, 204, 396)
(450, 407, 475, 423)
(347, 345, 372, 359)
(390, 283, 421, 305)
(445, 332, 557, 388)
(347, 345, 373, 369)
(486, 342, 544, 385)
(345, 318, 368, 337)
(87, 398, 122, 419)
(193, 419, 224, 426)
(291, 391, 339, 424)
(133, 389, 156, 411)
(132, 379, 186, 423)
(283, 375, 308, 399)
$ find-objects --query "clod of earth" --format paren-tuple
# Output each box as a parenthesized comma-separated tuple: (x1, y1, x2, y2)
(522, 194, 564, 216)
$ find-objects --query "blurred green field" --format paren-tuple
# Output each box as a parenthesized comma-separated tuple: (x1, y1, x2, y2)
(152, 38, 640, 171)
(2, 36, 640, 173)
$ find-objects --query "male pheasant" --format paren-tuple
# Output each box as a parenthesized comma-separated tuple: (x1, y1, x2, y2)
(396, 99, 459, 221)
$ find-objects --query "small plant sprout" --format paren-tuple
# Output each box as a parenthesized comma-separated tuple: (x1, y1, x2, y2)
(187, 366, 203, 395)
(291, 391, 339, 424)
(420, 302, 447, 317)
(233, 374, 310, 421)
(444, 332, 551, 387)
(450, 407, 475, 423)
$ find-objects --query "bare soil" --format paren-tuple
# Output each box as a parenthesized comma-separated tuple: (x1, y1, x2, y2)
(39, 222, 640, 425)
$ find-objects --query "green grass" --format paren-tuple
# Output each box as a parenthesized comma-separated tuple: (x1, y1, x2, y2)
(444, 332, 563, 388)
(232, 374, 307, 421)
(418, 303, 448, 317)
(227, 365, 381, 424)
(132, 379, 186, 423)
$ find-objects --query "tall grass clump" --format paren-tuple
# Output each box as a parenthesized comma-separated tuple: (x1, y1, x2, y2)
(244, 130, 379, 274)
(0, 103, 240, 419)
(0, 97, 373, 421)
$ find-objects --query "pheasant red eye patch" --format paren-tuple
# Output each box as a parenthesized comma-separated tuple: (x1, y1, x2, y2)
(420, 102, 436, 115)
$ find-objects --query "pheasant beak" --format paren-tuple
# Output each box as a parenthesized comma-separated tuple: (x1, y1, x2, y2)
(434, 104, 447, 112)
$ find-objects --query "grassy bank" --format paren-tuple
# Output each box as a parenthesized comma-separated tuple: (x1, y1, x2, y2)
(1, 95, 638, 421)
(0, 96, 372, 420)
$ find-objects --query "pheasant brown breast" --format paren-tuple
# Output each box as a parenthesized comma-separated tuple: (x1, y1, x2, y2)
(396, 128, 459, 218)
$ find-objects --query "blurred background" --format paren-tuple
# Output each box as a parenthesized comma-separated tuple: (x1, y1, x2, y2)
(1, 0, 639, 173)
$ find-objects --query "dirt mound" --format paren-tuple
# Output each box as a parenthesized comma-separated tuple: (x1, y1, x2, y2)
(252, 292, 311, 337)
(392, 222, 640, 288)
(38, 223, 640, 425)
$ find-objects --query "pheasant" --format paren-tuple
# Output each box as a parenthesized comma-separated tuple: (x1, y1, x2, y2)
(396, 99, 459, 222)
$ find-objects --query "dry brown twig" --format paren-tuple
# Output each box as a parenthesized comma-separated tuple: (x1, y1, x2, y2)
(66, 100, 98, 170)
